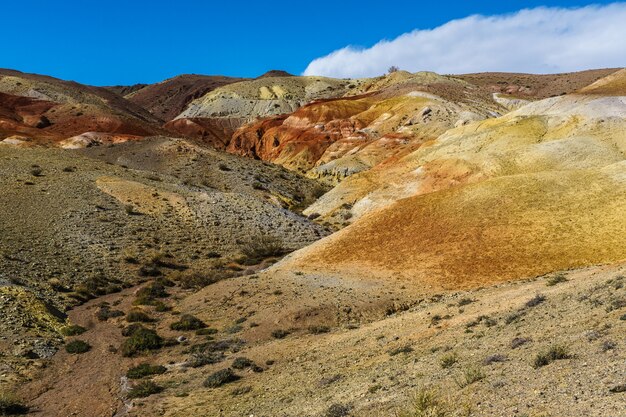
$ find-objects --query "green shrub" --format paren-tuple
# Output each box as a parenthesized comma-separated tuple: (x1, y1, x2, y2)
(126, 310, 154, 323)
(65, 340, 91, 354)
(203, 368, 240, 388)
(170, 314, 207, 331)
(96, 306, 124, 321)
(396, 388, 449, 417)
(231, 357, 254, 369)
(128, 381, 163, 399)
(440, 352, 458, 369)
(60, 324, 87, 336)
(126, 363, 167, 379)
(533, 344, 571, 368)
(196, 328, 218, 336)
(456, 365, 485, 387)
(121, 327, 163, 357)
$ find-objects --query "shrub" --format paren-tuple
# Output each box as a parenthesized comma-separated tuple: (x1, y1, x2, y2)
(533, 344, 571, 368)
(128, 380, 163, 399)
(218, 163, 231, 171)
(483, 354, 507, 365)
(126, 363, 167, 379)
(60, 324, 87, 336)
(510, 337, 531, 349)
(546, 273, 568, 286)
(170, 314, 207, 331)
(121, 327, 163, 357)
(186, 350, 225, 368)
(230, 386, 252, 396)
(271, 329, 290, 339)
(30, 167, 43, 177)
(195, 328, 218, 336)
(457, 365, 485, 387)
(96, 306, 124, 321)
(121, 323, 145, 337)
(440, 352, 458, 369)
(0, 392, 28, 415)
(126, 310, 154, 323)
(203, 368, 240, 388)
(525, 294, 546, 308)
(324, 403, 351, 417)
(173, 270, 226, 289)
(396, 388, 449, 417)
(389, 345, 414, 356)
(308, 325, 331, 334)
(241, 235, 285, 263)
(457, 298, 474, 307)
(230, 357, 254, 370)
(65, 340, 91, 354)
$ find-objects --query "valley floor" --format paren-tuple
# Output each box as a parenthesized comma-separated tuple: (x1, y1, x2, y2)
(18, 261, 626, 417)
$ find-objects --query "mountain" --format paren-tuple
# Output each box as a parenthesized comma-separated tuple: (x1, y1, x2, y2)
(1, 67, 624, 417)
(117, 74, 246, 121)
(0, 69, 164, 146)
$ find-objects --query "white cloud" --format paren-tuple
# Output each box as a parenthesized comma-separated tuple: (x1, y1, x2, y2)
(303, 4, 626, 78)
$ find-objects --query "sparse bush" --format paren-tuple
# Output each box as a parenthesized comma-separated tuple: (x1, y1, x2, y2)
(546, 273, 568, 286)
(483, 354, 507, 365)
(30, 167, 43, 177)
(126, 363, 167, 379)
(457, 298, 474, 307)
(241, 235, 285, 263)
(533, 344, 571, 368)
(124, 204, 139, 215)
(231, 357, 254, 369)
(128, 380, 163, 398)
(230, 385, 252, 396)
(601, 340, 617, 352)
(186, 350, 225, 368)
(308, 325, 331, 334)
(96, 306, 125, 321)
(60, 324, 87, 336)
(218, 163, 231, 171)
(0, 392, 28, 415)
(388, 65, 400, 74)
(525, 294, 546, 308)
(396, 388, 449, 417)
(170, 314, 207, 331)
(65, 340, 91, 354)
(510, 337, 531, 349)
(457, 365, 485, 387)
(203, 368, 240, 388)
(389, 345, 414, 356)
(173, 270, 227, 289)
(271, 329, 290, 339)
(324, 403, 351, 417)
(126, 309, 154, 323)
(195, 328, 218, 336)
(505, 311, 525, 324)
(440, 352, 458, 369)
(121, 327, 163, 357)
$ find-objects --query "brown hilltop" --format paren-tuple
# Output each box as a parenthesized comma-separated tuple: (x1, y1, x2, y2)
(0, 68, 165, 145)
(121, 74, 246, 121)
(457, 68, 619, 99)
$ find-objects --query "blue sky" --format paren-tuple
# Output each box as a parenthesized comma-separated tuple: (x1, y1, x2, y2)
(1, 1, 619, 85)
